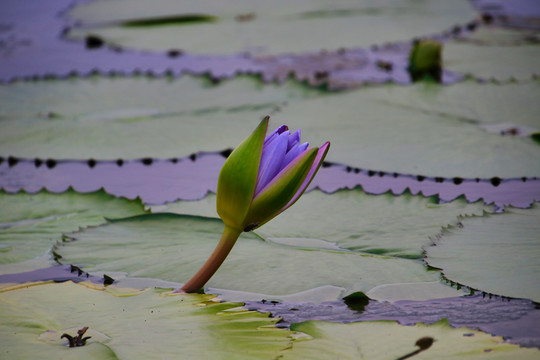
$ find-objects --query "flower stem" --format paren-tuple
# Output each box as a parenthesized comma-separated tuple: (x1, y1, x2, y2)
(179, 225, 242, 293)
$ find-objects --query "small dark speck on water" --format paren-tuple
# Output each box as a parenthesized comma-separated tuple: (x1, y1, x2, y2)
(490, 177, 501, 187)
(453, 177, 463, 185)
(85, 35, 104, 50)
(8, 156, 19, 167)
(46, 159, 57, 169)
(141, 158, 153, 166)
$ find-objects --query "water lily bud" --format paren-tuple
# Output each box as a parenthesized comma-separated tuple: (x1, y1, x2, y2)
(217, 116, 330, 232)
(180, 116, 329, 292)
(408, 39, 442, 82)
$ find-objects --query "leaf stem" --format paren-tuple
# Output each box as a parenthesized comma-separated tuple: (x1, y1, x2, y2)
(179, 225, 242, 293)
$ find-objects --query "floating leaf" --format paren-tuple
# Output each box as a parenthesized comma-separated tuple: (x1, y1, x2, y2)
(444, 34, 540, 81)
(362, 80, 540, 129)
(0, 0, 465, 88)
(0, 281, 293, 359)
(55, 213, 438, 300)
(425, 203, 540, 301)
(66, 0, 476, 55)
(284, 319, 539, 359)
(0, 76, 316, 159)
(270, 82, 540, 177)
(156, 190, 490, 259)
(3, 75, 539, 177)
(0, 189, 145, 274)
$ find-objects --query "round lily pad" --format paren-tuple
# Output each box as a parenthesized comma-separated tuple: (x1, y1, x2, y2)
(425, 203, 540, 301)
(155, 190, 490, 259)
(284, 319, 539, 359)
(0, 281, 293, 359)
(0, 76, 316, 159)
(444, 26, 540, 80)
(55, 213, 438, 300)
(66, 0, 477, 55)
(0, 189, 145, 274)
(270, 83, 540, 177)
(362, 79, 540, 129)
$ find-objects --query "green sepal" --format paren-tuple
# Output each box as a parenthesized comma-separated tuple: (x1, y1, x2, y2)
(243, 147, 318, 230)
(216, 117, 268, 231)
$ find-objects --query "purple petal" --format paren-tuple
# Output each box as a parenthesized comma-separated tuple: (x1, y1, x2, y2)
(279, 141, 330, 212)
(287, 129, 301, 151)
(283, 141, 309, 168)
(255, 131, 289, 195)
(264, 125, 288, 145)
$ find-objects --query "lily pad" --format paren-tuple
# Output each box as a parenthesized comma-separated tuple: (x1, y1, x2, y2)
(425, 203, 540, 301)
(0, 189, 145, 274)
(3, 75, 539, 178)
(444, 26, 540, 80)
(362, 79, 540, 129)
(270, 83, 540, 177)
(67, 0, 477, 55)
(284, 319, 539, 359)
(55, 213, 438, 300)
(0, 76, 316, 159)
(155, 190, 490, 259)
(0, 281, 293, 359)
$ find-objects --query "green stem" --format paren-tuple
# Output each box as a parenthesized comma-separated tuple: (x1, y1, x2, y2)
(179, 225, 242, 293)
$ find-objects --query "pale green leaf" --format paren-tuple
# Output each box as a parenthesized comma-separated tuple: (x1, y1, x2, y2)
(66, 0, 477, 55)
(425, 203, 540, 302)
(0, 190, 146, 274)
(0, 281, 292, 359)
(55, 213, 438, 300)
(284, 319, 539, 359)
(153, 190, 491, 260)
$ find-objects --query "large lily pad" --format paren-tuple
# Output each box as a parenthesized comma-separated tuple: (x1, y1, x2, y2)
(155, 190, 490, 259)
(270, 83, 540, 177)
(67, 0, 477, 55)
(444, 26, 540, 80)
(362, 80, 540, 129)
(425, 203, 540, 302)
(0, 281, 293, 359)
(284, 319, 539, 359)
(55, 213, 438, 300)
(0, 76, 316, 159)
(0, 189, 145, 274)
(2, 75, 539, 178)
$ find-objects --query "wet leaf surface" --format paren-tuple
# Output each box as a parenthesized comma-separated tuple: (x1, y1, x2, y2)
(0, 281, 293, 359)
(247, 294, 540, 349)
